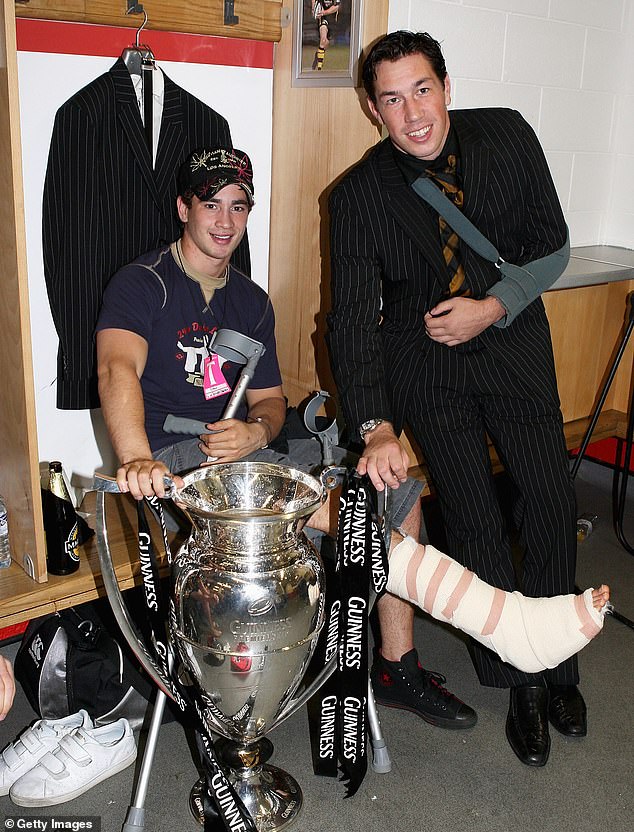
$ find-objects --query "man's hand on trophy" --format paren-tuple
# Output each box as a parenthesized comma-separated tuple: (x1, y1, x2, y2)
(357, 422, 410, 492)
(117, 458, 184, 500)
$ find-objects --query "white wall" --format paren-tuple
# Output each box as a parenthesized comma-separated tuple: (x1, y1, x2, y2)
(388, 0, 634, 248)
(17, 48, 273, 498)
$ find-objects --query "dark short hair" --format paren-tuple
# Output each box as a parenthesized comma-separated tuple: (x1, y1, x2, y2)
(362, 31, 448, 103)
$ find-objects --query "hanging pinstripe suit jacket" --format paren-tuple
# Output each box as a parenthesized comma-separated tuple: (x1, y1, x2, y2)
(43, 58, 250, 410)
(326, 108, 568, 438)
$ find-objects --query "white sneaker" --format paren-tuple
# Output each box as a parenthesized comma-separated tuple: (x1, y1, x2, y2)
(0, 710, 93, 796)
(9, 718, 137, 807)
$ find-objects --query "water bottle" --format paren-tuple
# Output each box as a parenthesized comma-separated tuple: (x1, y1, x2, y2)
(0, 493, 11, 569)
(42, 461, 80, 575)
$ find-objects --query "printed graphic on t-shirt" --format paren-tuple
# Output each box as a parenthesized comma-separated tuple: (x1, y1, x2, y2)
(175, 323, 230, 399)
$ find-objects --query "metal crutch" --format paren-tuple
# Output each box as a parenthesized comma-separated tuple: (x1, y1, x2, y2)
(164, 329, 267, 457)
(95, 475, 174, 832)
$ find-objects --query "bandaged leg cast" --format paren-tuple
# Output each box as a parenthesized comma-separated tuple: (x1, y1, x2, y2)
(386, 533, 610, 674)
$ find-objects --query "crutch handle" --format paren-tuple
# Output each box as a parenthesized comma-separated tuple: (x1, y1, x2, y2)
(163, 415, 209, 435)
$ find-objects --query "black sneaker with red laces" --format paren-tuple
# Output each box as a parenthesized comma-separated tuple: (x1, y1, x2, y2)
(370, 648, 477, 730)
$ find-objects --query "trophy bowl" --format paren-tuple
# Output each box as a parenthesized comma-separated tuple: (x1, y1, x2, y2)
(96, 462, 327, 832)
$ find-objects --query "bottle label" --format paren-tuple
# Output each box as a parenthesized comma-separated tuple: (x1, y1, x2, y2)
(0, 514, 7, 536)
(64, 521, 80, 562)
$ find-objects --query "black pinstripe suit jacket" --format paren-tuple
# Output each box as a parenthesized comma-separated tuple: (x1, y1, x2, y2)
(326, 108, 568, 437)
(43, 58, 250, 410)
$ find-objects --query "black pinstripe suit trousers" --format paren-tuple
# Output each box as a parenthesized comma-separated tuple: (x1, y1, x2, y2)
(407, 339, 579, 688)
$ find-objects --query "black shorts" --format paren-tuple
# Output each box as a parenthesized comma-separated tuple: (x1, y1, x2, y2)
(315, 5, 337, 35)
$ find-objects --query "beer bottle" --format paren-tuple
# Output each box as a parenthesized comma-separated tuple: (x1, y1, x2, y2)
(43, 461, 80, 575)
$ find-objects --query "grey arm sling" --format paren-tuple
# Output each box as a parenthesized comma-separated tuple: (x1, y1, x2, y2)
(412, 175, 570, 326)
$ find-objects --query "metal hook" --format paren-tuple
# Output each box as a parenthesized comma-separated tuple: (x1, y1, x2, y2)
(133, 9, 148, 47)
(125, 3, 148, 46)
(224, 0, 239, 26)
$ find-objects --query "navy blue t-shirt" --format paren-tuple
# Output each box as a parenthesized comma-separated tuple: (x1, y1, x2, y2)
(96, 246, 282, 451)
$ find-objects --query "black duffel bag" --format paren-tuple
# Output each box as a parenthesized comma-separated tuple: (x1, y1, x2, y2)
(14, 600, 153, 730)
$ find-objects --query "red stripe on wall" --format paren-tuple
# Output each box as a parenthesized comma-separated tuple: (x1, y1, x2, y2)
(15, 19, 274, 69)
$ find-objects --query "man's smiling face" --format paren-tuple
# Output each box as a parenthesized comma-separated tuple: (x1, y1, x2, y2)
(177, 184, 250, 276)
(368, 52, 452, 161)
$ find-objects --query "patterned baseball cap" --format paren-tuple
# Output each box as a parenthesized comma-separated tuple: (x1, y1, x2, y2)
(177, 147, 254, 205)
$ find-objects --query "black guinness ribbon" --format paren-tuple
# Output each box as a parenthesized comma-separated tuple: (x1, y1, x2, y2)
(135, 498, 257, 832)
(312, 472, 389, 797)
(309, 556, 341, 780)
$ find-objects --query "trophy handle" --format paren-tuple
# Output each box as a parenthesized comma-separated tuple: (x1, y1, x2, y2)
(275, 652, 337, 726)
(94, 474, 175, 700)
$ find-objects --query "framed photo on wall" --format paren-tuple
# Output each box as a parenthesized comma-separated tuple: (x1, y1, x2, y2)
(292, 0, 364, 87)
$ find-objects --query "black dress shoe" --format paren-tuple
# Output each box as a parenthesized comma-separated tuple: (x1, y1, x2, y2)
(548, 684, 587, 737)
(506, 685, 550, 766)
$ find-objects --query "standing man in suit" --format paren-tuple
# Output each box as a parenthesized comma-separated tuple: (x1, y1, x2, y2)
(327, 31, 582, 767)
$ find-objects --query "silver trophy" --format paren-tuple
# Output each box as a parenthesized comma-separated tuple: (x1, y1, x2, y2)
(96, 461, 330, 832)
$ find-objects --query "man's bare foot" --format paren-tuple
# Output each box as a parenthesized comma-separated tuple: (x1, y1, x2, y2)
(591, 584, 610, 611)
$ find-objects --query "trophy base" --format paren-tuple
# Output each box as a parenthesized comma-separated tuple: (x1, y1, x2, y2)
(190, 767, 303, 832)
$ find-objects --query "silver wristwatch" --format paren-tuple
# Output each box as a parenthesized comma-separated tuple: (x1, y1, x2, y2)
(358, 418, 385, 440)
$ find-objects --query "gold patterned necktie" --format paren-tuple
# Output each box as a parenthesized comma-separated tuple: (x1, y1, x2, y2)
(426, 154, 468, 297)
